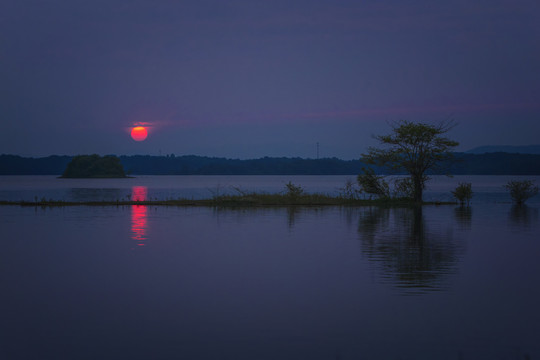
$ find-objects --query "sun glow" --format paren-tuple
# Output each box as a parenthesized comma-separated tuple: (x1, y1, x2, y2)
(131, 126, 148, 141)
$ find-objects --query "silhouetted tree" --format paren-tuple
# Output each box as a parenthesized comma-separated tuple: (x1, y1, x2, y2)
(362, 120, 459, 203)
(61, 155, 126, 178)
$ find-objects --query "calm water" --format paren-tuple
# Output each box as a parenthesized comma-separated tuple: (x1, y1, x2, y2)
(1, 176, 540, 359)
(1, 175, 540, 204)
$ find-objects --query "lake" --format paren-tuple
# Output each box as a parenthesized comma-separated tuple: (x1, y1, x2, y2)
(1, 175, 539, 359)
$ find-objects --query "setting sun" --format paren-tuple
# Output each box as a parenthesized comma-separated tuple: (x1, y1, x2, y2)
(131, 126, 148, 141)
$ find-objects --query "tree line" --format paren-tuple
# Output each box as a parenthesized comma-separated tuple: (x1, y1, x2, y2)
(2, 152, 540, 176)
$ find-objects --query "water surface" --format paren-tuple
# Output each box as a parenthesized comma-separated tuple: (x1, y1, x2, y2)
(1, 196, 539, 359)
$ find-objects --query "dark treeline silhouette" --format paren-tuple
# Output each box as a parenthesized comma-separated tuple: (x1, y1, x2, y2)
(0, 155, 72, 175)
(447, 152, 540, 175)
(61, 155, 127, 178)
(2, 152, 540, 175)
(120, 155, 365, 175)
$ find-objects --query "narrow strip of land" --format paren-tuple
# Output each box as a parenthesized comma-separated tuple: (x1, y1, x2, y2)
(0, 194, 453, 207)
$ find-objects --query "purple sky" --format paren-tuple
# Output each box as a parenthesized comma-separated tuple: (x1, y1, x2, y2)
(1, 0, 539, 159)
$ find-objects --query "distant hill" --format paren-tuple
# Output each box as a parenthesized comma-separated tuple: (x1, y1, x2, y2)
(466, 145, 540, 155)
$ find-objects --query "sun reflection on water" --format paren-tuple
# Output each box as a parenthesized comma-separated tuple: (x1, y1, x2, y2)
(131, 186, 148, 246)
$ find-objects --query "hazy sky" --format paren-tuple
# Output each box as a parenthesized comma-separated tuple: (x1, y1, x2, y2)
(1, 0, 539, 159)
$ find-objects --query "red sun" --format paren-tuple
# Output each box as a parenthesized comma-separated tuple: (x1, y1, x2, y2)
(131, 126, 148, 141)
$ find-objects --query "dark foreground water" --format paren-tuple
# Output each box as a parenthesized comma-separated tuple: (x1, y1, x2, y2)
(1, 199, 539, 359)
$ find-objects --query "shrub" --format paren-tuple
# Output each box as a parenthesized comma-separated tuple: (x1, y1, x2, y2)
(362, 120, 458, 203)
(339, 179, 362, 200)
(504, 180, 539, 205)
(392, 177, 415, 199)
(357, 167, 390, 199)
(452, 182, 473, 206)
(284, 181, 304, 199)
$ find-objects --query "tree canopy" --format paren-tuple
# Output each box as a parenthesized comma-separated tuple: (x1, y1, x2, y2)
(61, 155, 127, 178)
(362, 120, 459, 203)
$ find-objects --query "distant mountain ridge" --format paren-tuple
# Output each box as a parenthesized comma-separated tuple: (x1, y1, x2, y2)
(466, 145, 540, 155)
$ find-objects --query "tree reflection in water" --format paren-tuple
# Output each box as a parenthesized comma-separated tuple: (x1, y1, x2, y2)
(454, 206, 472, 230)
(358, 206, 463, 294)
(508, 205, 539, 228)
(286, 206, 300, 229)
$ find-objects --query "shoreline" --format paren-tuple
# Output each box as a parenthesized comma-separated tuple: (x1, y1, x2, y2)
(0, 195, 455, 207)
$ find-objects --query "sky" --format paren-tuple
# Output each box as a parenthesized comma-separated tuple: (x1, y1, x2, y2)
(1, 0, 539, 159)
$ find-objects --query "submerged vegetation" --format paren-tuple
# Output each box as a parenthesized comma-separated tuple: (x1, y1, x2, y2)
(452, 182, 473, 206)
(504, 180, 539, 205)
(0, 181, 454, 208)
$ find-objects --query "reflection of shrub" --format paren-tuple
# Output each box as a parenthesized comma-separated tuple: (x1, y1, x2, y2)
(504, 180, 539, 205)
(452, 182, 473, 206)
(357, 167, 390, 199)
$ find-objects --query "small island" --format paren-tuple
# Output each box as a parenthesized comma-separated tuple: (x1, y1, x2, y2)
(60, 154, 128, 178)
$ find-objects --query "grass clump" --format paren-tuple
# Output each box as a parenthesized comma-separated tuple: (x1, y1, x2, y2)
(211, 182, 339, 206)
(452, 182, 473, 206)
(504, 180, 539, 205)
